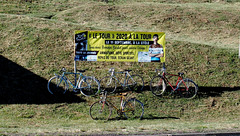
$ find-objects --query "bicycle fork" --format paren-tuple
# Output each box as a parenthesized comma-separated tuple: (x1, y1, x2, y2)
(100, 101, 106, 113)
(100, 92, 107, 113)
(107, 77, 113, 86)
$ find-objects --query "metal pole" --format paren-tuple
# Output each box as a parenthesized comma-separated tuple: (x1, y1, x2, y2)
(74, 60, 77, 86)
(74, 30, 77, 86)
(74, 60, 77, 73)
(162, 62, 166, 72)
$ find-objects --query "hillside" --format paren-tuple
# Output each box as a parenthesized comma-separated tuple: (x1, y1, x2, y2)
(1, 0, 239, 88)
(0, 0, 239, 135)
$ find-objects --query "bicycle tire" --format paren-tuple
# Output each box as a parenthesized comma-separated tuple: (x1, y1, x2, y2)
(89, 101, 112, 120)
(123, 98, 144, 119)
(79, 76, 100, 97)
(177, 78, 198, 99)
(150, 75, 167, 97)
(47, 76, 68, 95)
(127, 75, 144, 92)
(100, 76, 117, 93)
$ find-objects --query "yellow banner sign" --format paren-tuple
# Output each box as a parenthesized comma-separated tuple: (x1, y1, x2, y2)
(74, 31, 165, 62)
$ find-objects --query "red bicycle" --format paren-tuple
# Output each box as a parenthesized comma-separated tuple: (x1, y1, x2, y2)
(150, 69, 198, 99)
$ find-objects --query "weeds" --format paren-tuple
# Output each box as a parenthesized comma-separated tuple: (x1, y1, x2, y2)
(0, 0, 239, 135)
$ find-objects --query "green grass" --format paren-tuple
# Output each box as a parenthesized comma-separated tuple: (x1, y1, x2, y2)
(0, 91, 239, 135)
(0, 0, 240, 135)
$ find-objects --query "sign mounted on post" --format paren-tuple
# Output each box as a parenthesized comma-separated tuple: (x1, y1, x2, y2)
(74, 30, 165, 63)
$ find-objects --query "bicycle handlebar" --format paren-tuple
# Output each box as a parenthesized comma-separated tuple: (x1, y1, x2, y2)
(60, 67, 86, 73)
(60, 67, 66, 73)
(108, 68, 132, 74)
(155, 68, 166, 73)
(108, 68, 115, 72)
(100, 90, 108, 100)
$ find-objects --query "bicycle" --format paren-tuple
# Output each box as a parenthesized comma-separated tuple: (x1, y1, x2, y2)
(150, 68, 198, 99)
(47, 68, 100, 97)
(89, 91, 144, 120)
(100, 68, 144, 93)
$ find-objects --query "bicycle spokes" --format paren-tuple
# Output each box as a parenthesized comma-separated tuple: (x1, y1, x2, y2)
(90, 101, 111, 120)
(123, 99, 144, 119)
(150, 76, 167, 96)
(47, 76, 67, 95)
(80, 77, 100, 96)
(100, 76, 116, 93)
(178, 79, 198, 99)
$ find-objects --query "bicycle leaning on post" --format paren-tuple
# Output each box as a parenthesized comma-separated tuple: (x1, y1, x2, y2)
(47, 67, 100, 96)
(150, 68, 198, 99)
(100, 68, 144, 93)
(89, 91, 144, 120)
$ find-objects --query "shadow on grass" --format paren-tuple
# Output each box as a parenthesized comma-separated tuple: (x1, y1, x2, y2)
(0, 55, 85, 104)
(142, 116, 180, 120)
(107, 112, 180, 120)
(141, 85, 240, 98)
(198, 86, 240, 98)
(108, 116, 180, 121)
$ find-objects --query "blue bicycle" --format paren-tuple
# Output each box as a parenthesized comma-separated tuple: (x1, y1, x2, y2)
(47, 68, 100, 96)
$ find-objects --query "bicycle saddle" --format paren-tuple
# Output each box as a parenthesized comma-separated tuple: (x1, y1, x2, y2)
(77, 70, 86, 73)
(124, 70, 132, 72)
(120, 92, 128, 96)
(178, 72, 184, 76)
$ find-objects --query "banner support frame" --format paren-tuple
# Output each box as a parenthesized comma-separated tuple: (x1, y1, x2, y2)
(162, 62, 166, 69)
(74, 60, 77, 86)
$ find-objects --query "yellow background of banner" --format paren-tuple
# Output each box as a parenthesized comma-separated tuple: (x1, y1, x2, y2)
(75, 30, 165, 62)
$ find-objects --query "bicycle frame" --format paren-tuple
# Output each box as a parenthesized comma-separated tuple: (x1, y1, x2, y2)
(109, 71, 134, 88)
(161, 71, 189, 92)
(57, 71, 85, 90)
(101, 94, 133, 114)
(151, 69, 198, 99)
(90, 91, 144, 120)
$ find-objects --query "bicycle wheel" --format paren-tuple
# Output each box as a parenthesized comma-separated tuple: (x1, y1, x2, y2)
(177, 78, 198, 99)
(79, 76, 100, 97)
(123, 98, 144, 119)
(100, 76, 117, 93)
(150, 76, 167, 97)
(47, 76, 68, 95)
(127, 75, 144, 92)
(89, 101, 112, 120)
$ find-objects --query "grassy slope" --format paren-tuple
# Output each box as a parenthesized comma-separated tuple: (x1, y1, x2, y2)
(0, 0, 239, 135)
(53, 1, 240, 49)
